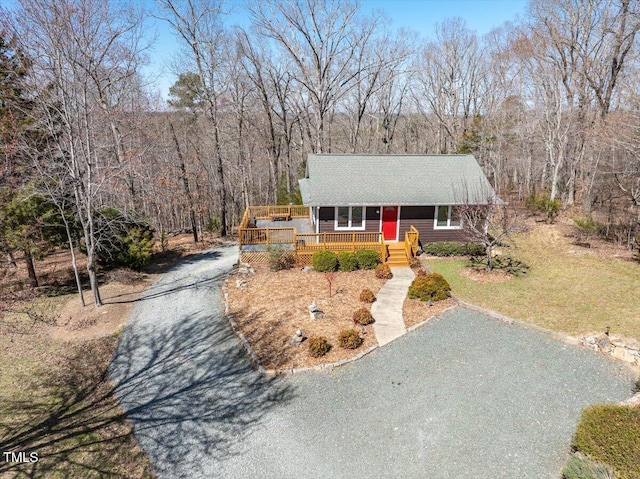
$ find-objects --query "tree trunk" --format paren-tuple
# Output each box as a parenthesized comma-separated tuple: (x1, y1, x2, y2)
(170, 122, 198, 243)
(23, 250, 38, 288)
(61, 210, 85, 307)
(87, 254, 102, 307)
(5, 250, 17, 268)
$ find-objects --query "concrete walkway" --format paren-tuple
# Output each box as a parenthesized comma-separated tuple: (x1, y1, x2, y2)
(371, 267, 415, 345)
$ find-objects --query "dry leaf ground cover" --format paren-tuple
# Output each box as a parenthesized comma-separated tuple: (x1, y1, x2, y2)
(227, 267, 387, 370)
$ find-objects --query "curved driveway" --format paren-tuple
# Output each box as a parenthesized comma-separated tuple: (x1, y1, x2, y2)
(111, 246, 636, 479)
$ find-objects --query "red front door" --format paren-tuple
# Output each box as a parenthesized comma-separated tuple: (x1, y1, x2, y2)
(381, 206, 398, 240)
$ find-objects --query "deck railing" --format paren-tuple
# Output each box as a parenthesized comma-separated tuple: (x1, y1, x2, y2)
(404, 225, 420, 260)
(238, 227, 296, 245)
(244, 205, 309, 223)
(296, 232, 383, 254)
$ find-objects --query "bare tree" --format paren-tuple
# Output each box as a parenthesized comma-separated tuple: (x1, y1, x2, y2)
(413, 18, 488, 154)
(457, 185, 527, 271)
(158, 0, 230, 237)
(13, 0, 148, 307)
(249, 0, 377, 153)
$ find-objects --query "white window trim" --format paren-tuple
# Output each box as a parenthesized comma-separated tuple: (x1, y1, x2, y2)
(434, 205, 462, 230)
(335, 206, 366, 231)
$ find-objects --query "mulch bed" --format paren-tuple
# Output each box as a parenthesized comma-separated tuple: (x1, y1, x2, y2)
(226, 266, 387, 370)
(403, 297, 456, 329)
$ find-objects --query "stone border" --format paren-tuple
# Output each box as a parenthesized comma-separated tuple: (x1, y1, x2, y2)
(419, 259, 640, 374)
(453, 297, 640, 373)
(582, 334, 640, 367)
(222, 277, 379, 377)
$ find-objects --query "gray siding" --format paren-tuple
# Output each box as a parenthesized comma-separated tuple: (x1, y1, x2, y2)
(318, 205, 462, 242)
(399, 206, 465, 243)
(318, 206, 380, 233)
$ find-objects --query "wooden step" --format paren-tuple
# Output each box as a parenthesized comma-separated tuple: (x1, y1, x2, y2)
(386, 259, 409, 266)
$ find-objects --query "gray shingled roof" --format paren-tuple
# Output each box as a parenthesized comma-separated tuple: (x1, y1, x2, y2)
(298, 154, 497, 206)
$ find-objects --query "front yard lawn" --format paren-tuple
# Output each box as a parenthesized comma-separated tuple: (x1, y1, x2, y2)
(425, 223, 640, 341)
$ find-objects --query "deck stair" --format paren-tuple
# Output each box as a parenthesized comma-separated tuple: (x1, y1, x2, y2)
(385, 242, 409, 267)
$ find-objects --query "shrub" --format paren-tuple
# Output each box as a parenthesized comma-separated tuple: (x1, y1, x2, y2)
(92, 208, 155, 271)
(359, 288, 376, 303)
(374, 263, 393, 279)
(408, 273, 451, 302)
(355, 249, 381, 269)
(308, 336, 332, 358)
(562, 453, 615, 479)
(422, 242, 484, 257)
(312, 251, 338, 272)
(469, 256, 530, 276)
(352, 307, 374, 326)
(338, 329, 363, 349)
(123, 227, 155, 271)
(267, 246, 295, 271)
(206, 215, 221, 233)
(525, 192, 560, 223)
(409, 257, 422, 268)
(337, 252, 358, 272)
(572, 404, 640, 479)
(573, 215, 605, 240)
(415, 267, 427, 277)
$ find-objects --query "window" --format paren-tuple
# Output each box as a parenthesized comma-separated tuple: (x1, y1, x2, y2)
(435, 206, 461, 229)
(335, 206, 365, 230)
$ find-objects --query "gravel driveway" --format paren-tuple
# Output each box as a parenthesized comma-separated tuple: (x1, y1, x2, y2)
(111, 247, 636, 479)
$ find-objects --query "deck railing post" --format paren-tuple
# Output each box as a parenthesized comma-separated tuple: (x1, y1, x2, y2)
(266, 228, 270, 245)
(323, 232, 327, 250)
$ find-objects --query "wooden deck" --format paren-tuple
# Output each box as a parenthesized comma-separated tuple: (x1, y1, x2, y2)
(238, 206, 418, 266)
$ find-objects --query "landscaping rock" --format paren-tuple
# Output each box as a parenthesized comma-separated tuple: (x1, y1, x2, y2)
(290, 329, 306, 346)
(237, 265, 255, 275)
(596, 335, 611, 352)
(308, 301, 325, 320)
(236, 279, 248, 290)
(612, 347, 637, 364)
(584, 335, 597, 345)
(301, 266, 313, 273)
(621, 393, 640, 407)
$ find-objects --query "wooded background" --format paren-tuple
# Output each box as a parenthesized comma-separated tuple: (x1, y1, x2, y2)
(1, 0, 640, 302)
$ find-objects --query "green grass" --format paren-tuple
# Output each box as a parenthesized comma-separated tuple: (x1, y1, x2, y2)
(425, 225, 640, 340)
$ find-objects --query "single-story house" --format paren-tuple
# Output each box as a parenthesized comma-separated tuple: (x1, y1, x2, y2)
(298, 154, 497, 244)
